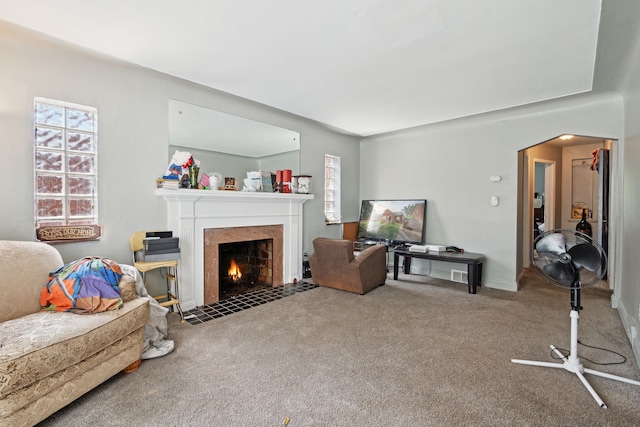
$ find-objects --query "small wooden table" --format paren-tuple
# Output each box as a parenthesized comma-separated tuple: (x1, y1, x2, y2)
(393, 248, 484, 294)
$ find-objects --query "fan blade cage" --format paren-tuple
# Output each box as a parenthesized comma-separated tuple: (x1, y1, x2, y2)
(531, 229, 607, 289)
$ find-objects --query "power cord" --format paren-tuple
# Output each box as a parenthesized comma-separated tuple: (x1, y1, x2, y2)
(551, 340, 627, 366)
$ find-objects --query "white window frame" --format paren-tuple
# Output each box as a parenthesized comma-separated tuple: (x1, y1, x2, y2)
(324, 154, 341, 224)
(33, 97, 99, 241)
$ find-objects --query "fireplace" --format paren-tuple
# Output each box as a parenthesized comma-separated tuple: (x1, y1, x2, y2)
(156, 189, 313, 310)
(219, 238, 273, 299)
(204, 225, 283, 304)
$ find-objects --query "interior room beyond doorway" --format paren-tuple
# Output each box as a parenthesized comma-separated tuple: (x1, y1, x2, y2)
(518, 134, 615, 291)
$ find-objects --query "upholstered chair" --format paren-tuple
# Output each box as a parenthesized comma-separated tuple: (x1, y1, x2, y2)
(308, 237, 387, 294)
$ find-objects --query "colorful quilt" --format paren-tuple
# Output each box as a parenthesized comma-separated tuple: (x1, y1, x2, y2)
(40, 257, 124, 314)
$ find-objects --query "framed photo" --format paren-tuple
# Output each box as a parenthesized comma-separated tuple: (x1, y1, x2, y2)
(261, 171, 274, 192)
(572, 206, 589, 219)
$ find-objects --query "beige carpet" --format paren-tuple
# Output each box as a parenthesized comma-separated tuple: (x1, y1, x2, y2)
(38, 272, 640, 426)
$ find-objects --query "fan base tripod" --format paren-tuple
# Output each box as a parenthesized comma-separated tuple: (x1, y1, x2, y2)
(512, 298, 640, 408)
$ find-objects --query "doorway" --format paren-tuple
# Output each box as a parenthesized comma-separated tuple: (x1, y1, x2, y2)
(518, 135, 616, 290)
(532, 159, 556, 240)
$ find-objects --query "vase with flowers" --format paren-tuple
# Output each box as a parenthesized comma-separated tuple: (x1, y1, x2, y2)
(183, 155, 200, 189)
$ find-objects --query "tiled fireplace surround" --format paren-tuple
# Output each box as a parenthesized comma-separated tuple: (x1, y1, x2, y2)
(205, 226, 281, 303)
(156, 189, 313, 311)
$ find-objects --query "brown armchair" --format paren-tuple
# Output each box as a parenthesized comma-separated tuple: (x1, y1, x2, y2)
(308, 237, 387, 294)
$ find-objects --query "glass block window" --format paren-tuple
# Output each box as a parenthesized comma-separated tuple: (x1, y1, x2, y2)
(324, 154, 341, 224)
(34, 98, 99, 233)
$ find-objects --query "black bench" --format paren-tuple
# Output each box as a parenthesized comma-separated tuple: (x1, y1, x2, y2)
(393, 249, 484, 294)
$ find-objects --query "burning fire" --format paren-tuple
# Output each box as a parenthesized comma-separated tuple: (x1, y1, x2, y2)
(228, 258, 242, 282)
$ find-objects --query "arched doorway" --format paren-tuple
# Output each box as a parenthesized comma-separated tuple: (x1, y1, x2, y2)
(517, 135, 616, 291)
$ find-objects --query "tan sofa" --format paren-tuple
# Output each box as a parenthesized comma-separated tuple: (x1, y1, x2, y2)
(0, 240, 150, 427)
(308, 237, 387, 294)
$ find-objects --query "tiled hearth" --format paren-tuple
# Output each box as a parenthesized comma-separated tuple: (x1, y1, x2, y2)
(183, 280, 318, 325)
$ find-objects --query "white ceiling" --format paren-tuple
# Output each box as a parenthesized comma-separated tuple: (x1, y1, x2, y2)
(0, 0, 603, 137)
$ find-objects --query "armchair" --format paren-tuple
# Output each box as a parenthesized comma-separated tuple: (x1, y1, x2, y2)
(308, 237, 387, 294)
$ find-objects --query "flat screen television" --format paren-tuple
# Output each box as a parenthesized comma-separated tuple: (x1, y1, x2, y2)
(357, 199, 427, 245)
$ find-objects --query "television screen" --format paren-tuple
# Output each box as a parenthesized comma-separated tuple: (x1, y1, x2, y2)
(357, 199, 426, 245)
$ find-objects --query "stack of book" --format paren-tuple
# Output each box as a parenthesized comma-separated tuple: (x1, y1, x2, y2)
(135, 231, 180, 262)
(156, 177, 180, 189)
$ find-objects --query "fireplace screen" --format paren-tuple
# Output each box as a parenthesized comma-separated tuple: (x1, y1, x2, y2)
(219, 238, 273, 299)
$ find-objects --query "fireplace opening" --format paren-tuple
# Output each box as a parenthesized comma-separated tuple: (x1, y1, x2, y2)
(219, 238, 273, 300)
(204, 224, 284, 304)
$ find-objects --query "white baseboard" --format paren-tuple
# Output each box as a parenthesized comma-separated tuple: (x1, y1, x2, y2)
(407, 266, 518, 292)
(617, 300, 640, 370)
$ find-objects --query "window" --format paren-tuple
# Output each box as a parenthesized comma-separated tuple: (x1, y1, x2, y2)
(34, 98, 100, 242)
(324, 154, 341, 224)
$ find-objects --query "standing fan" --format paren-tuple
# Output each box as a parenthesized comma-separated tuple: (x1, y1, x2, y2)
(511, 229, 640, 408)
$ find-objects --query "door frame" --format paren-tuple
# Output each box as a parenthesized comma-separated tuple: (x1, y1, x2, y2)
(518, 137, 620, 300)
(523, 158, 556, 269)
(534, 158, 556, 232)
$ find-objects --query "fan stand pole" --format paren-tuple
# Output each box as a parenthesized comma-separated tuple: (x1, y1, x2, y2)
(512, 304, 640, 409)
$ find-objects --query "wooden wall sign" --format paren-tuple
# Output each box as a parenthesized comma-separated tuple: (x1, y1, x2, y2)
(36, 225, 102, 243)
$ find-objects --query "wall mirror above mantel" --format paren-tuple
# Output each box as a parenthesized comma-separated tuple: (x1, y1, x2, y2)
(168, 100, 300, 183)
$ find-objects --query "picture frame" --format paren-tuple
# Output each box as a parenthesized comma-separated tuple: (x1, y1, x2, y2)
(572, 205, 589, 219)
(261, 171, 275, 192)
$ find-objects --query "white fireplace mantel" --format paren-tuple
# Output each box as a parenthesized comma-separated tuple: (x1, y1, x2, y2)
(156, 188, 313, 310)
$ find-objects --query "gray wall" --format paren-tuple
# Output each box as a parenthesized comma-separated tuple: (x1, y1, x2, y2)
(619, 14, 640, 364)
(359, 94, 623, 291)
(299, 124, 363, 252)
(258, 150, 299, 177)
(0, 21, 360, 266)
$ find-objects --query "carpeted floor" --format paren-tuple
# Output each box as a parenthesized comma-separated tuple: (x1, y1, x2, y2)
(38, 272, 640, 426)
